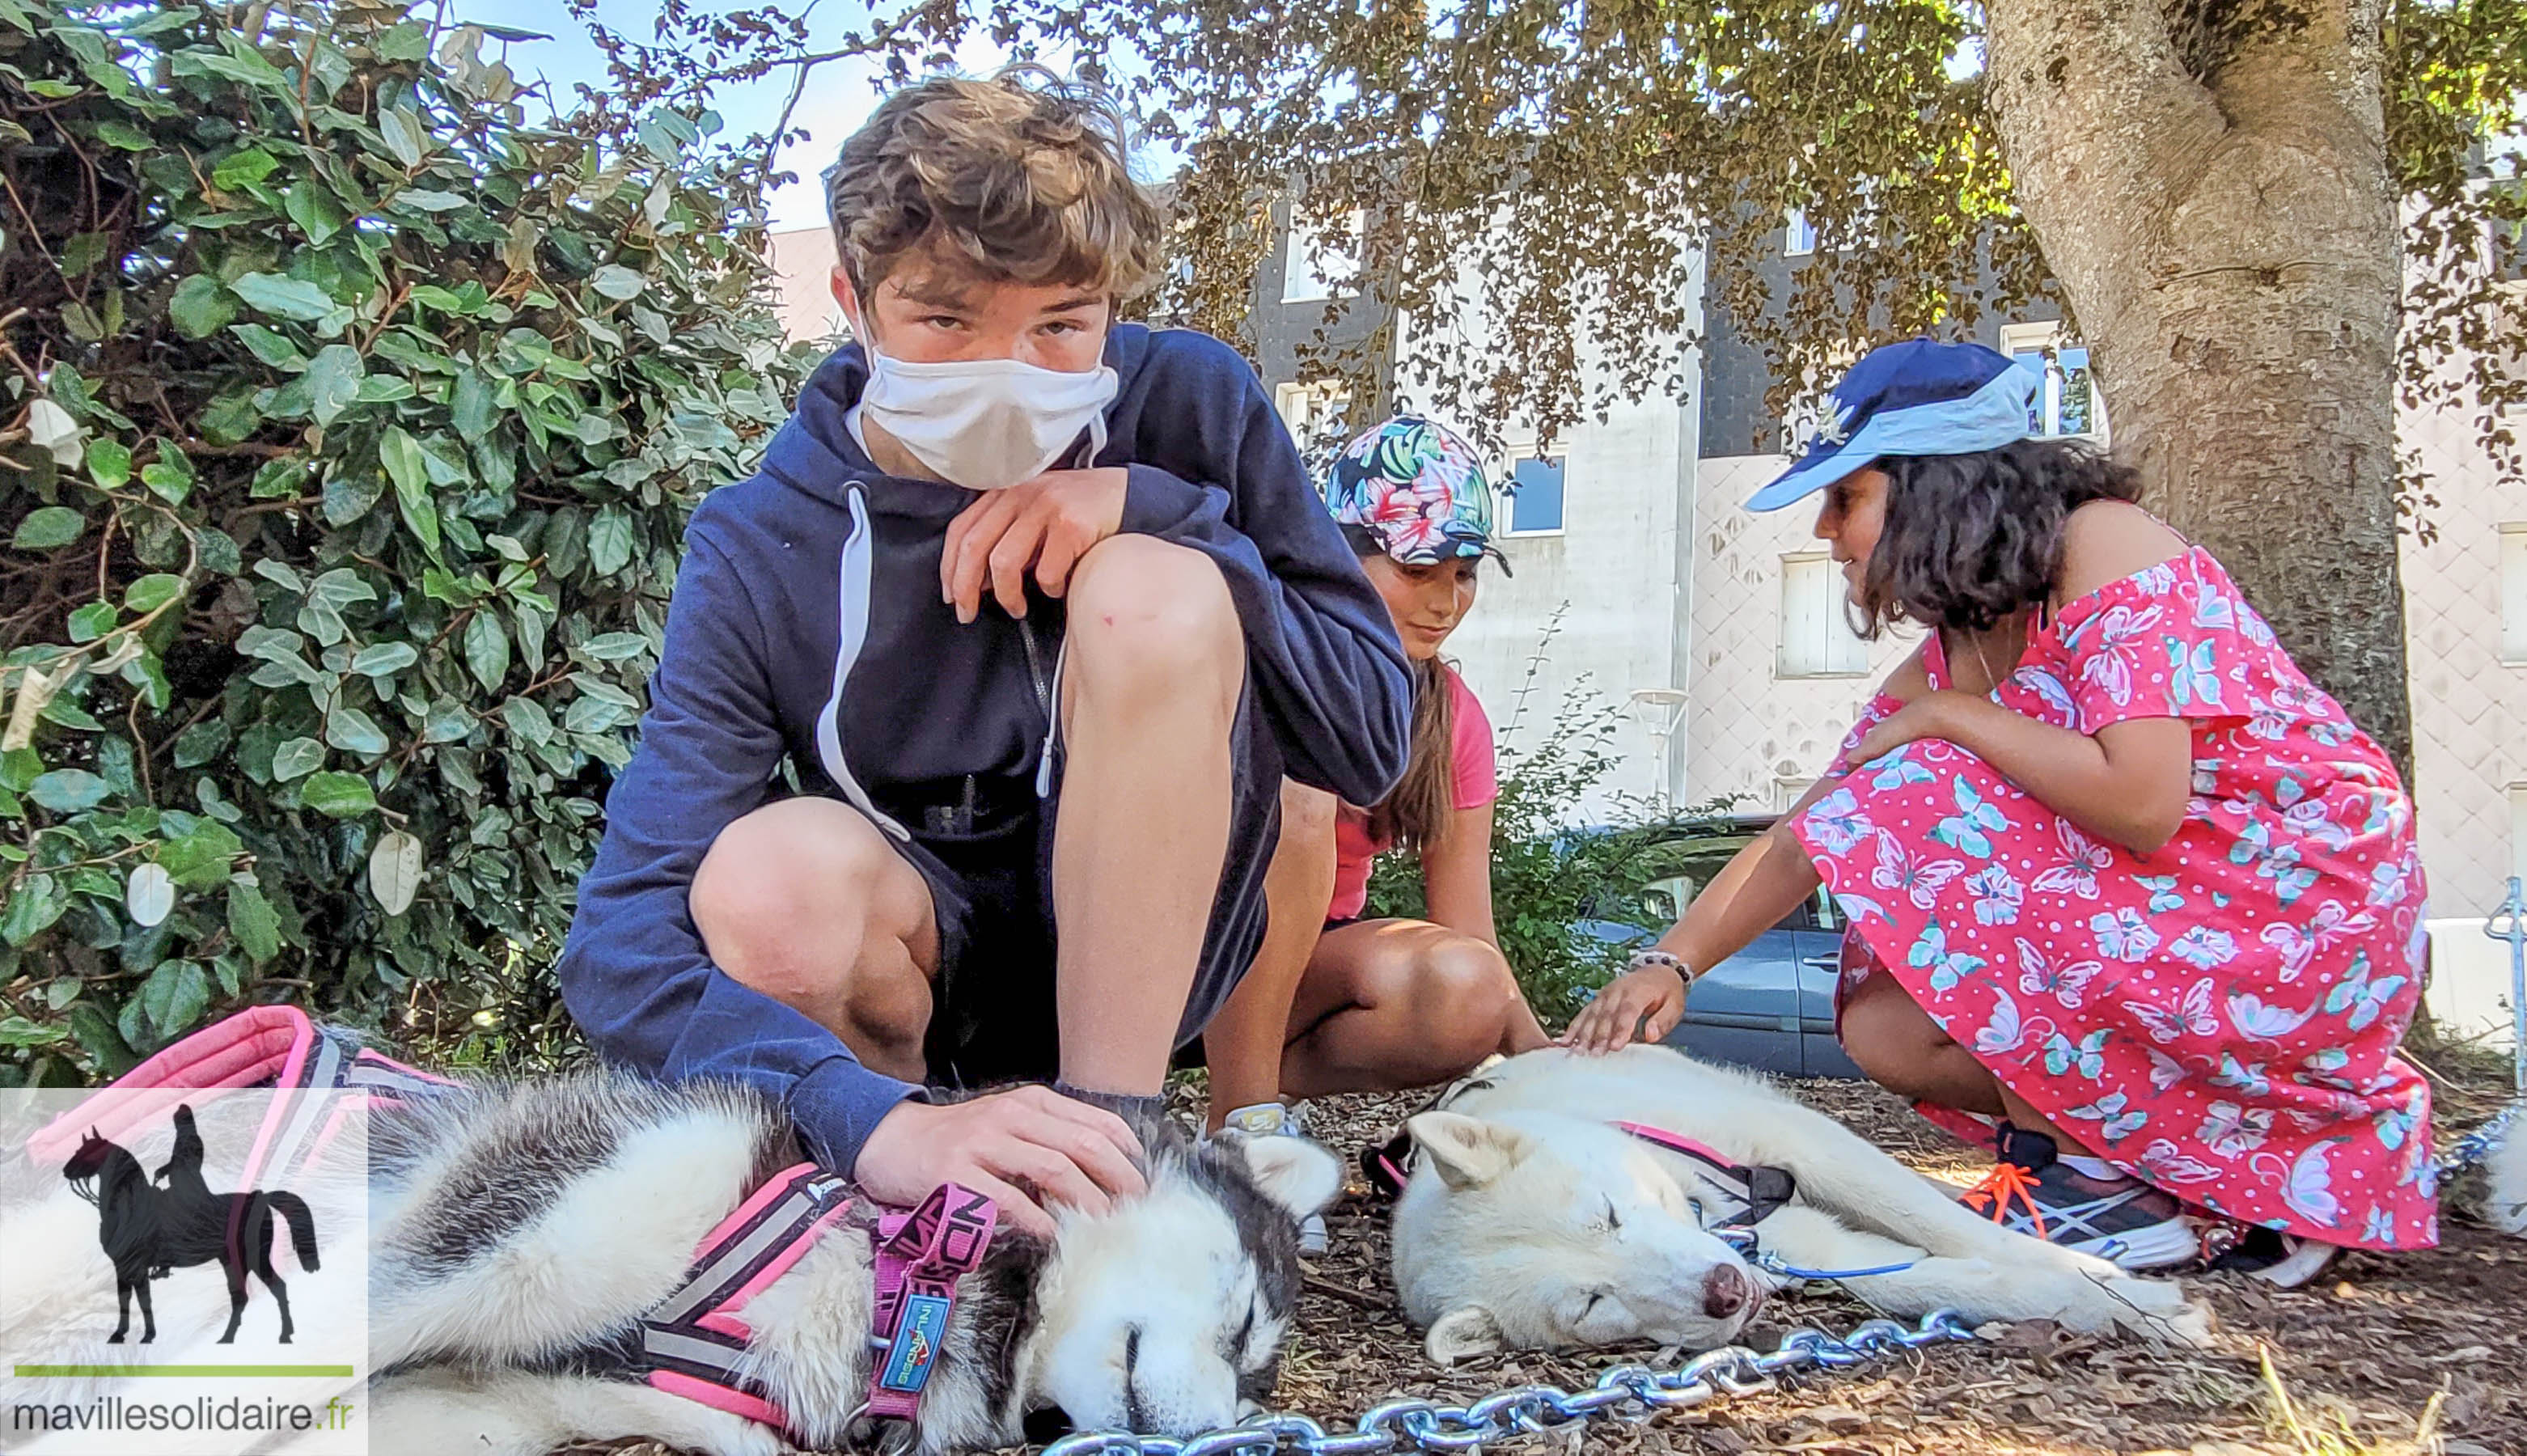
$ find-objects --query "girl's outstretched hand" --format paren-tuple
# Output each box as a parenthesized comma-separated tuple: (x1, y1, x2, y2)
(1560, 963, 1689, 1055)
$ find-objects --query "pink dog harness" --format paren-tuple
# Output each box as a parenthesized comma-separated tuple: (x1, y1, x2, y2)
(28, 1003, 455, 1186)
(33, 1007, 998, 1442)
(629, 1171, 998, 1435)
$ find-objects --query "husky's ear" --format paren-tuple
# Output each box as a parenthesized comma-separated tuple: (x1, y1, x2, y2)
(1241, 1136, 1344, 1218)
(1424, 1305, 1504, 1365)
(1406, 1111, 1533, 1191)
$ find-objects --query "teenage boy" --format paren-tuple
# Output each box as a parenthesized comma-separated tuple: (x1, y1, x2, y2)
(557, 69, 1413, 1234)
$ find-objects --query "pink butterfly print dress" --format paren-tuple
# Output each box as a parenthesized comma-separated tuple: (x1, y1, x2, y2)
(1792, 545, 2437, 1250)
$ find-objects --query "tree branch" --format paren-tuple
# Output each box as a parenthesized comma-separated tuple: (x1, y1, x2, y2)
(2200, 0, 2385, 147)
(1983, 0, 2224, 232)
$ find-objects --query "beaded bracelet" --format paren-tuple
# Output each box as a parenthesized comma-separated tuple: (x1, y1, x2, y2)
(1625, 948, 1696, 981)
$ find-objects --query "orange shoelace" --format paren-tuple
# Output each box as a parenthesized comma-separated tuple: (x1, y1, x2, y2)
(1960, 1161, 2048, 1240)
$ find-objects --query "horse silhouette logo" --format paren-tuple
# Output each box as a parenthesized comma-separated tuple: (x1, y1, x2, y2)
(59, 1103, 320, 1344)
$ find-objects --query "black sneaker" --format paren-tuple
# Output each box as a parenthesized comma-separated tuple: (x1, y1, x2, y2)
(1958, 1124, 2198, 1271)
(2199, 1221, 2343, 1289)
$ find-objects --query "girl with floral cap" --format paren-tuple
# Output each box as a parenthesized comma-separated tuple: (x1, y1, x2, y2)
(1564, 339, 2436, 1289)
(1204, 417, 1552, 1186)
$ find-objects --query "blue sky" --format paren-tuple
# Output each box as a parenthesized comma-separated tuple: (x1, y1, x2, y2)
(445, 0, 1018, 232)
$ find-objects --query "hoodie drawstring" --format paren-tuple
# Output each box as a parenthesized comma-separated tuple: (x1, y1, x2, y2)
(816, 487, 909, 840)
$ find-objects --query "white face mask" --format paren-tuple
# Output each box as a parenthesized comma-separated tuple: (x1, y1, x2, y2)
(852, 321, 1120, 491)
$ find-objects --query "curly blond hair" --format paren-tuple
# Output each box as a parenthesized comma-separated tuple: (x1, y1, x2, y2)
(823, 65, 1163, 301)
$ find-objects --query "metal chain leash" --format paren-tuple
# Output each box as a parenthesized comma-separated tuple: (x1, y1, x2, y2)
(1043, 1309, 1978, 1456)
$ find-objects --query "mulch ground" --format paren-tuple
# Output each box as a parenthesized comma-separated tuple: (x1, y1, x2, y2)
(1183, 1072, 2526, 1456)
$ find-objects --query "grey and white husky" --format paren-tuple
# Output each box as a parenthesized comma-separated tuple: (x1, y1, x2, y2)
(7, 1064, 1342, 1456)
(365, 1071, 1343, 1456)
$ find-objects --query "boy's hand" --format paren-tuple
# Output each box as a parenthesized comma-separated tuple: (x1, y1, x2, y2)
(942, 468, 1129, 624)
(853, 1085, 1147, 1238)
(1558, 964, 1688, 1055)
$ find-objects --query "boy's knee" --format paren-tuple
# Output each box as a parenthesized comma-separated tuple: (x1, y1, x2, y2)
(1066, 536, 1240, 700)
(693, 799, 904, 981)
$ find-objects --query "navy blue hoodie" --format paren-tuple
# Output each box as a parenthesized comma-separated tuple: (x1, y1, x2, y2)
(557, 324, 1414, 1174)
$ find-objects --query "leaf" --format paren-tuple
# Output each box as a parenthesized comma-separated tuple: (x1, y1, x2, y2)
(351, 642, 419, 676)
(502, 695, 554, 745)
(0, 1015, 67, 1048)
(368, 830, 423, 916)
(582, 631, 650, 662)
(451, 367, 498, 441)
(271, 737, 325, 781)
(589, 506, 635, 578)
(138, 959, 210, 1038)
(157, 819, 243, 888)
(28, 770, 108, 813)
(231, 272, 336, 322)
(382, 426, 442, 556)
(26, 399, 83, 466)
(124, 574, 185, 613)
(324, 707, 391, 756)
(67, 601, 117, 642)
(124, 861, 174, 927)
(283, 180, 345, 245)
(233, 324, 308, 370)
(169, 273, 240, 339)
(210, 146, 278, 191)
(226, 882, 281, 963)
(379, 106, 430, 169)
(171, 718, 231, 768)
(463, 612, 510, 692)
(305, 344, 365, 426)
(2, 874, 66, 946)
(589, 265, 646, 300)
(13, 507, 85, 551)
(301, 771, 377, 818)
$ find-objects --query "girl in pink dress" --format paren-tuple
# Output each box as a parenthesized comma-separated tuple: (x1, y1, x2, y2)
(1567, 340, 2435, 1287)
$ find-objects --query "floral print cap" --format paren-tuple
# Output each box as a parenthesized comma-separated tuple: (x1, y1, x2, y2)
(1324, 415, 1510, 574)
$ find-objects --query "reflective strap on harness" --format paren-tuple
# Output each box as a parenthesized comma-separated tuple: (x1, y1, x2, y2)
(637, 1162, 857, 1437)
(1611, 1121, 1798, 1232)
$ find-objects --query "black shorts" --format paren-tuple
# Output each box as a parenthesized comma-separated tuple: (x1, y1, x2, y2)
(881, 686, 1280, 1091)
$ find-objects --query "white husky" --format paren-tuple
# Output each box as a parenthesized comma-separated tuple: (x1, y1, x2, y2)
(1387, 1046, 2216, 1363)
(6, 1066, 1341, 1456)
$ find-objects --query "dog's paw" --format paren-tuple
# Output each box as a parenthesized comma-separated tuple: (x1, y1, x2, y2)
(2096, 1273, 2216, 1349)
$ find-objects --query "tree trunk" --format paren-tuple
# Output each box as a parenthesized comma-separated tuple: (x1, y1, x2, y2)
(1983, 0, 2413, 777)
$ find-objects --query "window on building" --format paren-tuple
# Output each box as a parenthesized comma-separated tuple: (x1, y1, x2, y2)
(1779, 554, 1869, 678)
(1784, 210, 1817, 257)
(1273, 381, 1353, 478)
(1503, 453, 1566, 535)
(2504, 525, 2527, 664)
(2000, 322, 2105, 441)
(1280, 210, 1362, 304)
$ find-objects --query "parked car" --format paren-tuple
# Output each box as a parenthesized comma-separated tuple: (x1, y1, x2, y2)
(1574, 812, 1863, 1079)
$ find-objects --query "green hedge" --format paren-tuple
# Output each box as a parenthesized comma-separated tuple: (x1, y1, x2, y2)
(0, 0, 815, 1081)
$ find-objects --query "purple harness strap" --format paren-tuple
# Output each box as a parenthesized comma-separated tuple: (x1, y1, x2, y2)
(866, 1182, 1000, 1420)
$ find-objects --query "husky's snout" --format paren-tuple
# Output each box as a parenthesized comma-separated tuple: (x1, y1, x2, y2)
(1703, 1263, 1760, 1321)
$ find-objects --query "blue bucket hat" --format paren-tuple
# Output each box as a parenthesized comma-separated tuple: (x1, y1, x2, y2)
(1744, 338, 2041, 514)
